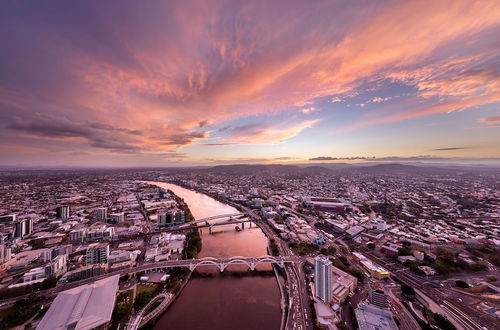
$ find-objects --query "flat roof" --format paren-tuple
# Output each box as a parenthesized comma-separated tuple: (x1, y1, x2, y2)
(355, 304, 398, 330)
(37, 275, 119, 330)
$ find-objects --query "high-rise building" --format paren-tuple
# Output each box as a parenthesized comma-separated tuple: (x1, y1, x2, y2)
(95, 207, 107, 221)
(0, 233, 10, 266)
(13, 218, 33, 238)
(315, 255, 332, 303)
(13, 221, 23, 238)
(56, 205, 70, 220)
(157, 210, 185, 227)
(86, 243, 109, 265)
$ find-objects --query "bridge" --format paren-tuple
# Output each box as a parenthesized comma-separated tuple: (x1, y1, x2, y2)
(164, 213, 247, 230)
(127, 255, 300, 273)
(127, 293, 173, 330)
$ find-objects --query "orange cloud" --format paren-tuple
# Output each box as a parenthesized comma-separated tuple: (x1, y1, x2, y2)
(2, 0, 500, 161)
(479, 116, 500, 127)
(223, 119, 320, 144)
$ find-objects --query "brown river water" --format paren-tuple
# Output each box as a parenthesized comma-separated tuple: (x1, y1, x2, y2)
(145, 182, 282, 330)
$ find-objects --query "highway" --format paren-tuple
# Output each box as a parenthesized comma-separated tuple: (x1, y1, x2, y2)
(360, 249, 491, 330)
(0, 255, 298, 305)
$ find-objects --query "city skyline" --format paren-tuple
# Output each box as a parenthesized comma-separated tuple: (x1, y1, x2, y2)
(1, 0, 500, 166)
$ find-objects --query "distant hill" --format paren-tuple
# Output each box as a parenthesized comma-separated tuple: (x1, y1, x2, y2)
(341, 163, 457, 175)
(203, 163, 477, 176)
(205, 164, 332, 176)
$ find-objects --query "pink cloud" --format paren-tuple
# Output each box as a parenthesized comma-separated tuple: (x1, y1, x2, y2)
(223, 119, 320, 145)
(2, 0, 500, 160)
(479, 116, 500, 127)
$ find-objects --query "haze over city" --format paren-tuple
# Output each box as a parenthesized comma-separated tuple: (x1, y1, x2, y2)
(1, 0, 499, 167)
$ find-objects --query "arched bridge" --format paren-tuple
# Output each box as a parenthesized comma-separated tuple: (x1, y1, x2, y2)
(128, 256, 300, 274)
(185, 255, 297, 272)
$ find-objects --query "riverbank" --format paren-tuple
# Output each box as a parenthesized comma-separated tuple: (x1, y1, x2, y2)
(143, 181, 283, 330)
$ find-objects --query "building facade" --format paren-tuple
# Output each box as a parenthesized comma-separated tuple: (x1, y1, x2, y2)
(157, 209, 185, 227)
(95, 207, 107, 221)
(315, 255, 332, 303)
(56, 205, 70, 220)
(86, 243, 109, 265)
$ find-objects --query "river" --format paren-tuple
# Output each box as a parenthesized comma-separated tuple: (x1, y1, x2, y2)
(145, 182, 282, 330)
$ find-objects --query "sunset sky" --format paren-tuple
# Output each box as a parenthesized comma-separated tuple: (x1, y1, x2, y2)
(1, 0, 499, 166)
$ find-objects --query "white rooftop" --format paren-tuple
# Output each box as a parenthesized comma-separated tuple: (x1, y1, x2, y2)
(37, 275, 119, 330)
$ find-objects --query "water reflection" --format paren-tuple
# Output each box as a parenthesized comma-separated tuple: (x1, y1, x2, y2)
(144, 182, 281, 330)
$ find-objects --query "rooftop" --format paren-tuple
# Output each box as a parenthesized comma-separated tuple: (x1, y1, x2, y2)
(36, 275, 119, 330)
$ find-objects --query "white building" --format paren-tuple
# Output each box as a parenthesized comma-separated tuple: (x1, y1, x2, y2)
(45, 254, 68, 277)
(23, 267, 46, 283)
(315, 255, 332, 303)
(69, 228, 87, 244)
(44, 244, 73, 262)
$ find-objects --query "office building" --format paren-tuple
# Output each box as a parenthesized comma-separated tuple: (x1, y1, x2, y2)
(86, 243, 109, 265)
(56, 205, 70, 220)
(369, 282, 389, 309)
(60, 264, 106, 283)
(69, 228, 87, 244)
(110, 212, 125, 223)
(157, 209, 185, 227)
(95, 207, 107, 221)
(13, 218, 33, 238)
(44, 244, 73, 262)
(355, 304, 398, 330)
(315, 255, 332, 303)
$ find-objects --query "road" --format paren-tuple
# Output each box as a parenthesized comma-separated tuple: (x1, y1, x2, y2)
(0, 255, 298, 305)
(360, 249, 492, 330)
(240, 205, 312, 330)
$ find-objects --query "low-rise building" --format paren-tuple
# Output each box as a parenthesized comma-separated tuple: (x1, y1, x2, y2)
(355, 304, 398, 330)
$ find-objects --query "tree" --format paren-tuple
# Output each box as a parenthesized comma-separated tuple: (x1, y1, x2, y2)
(401, 283, 415, 296)
(349, 268, 364, 282)
(40, 277, 58, 290)
(433, 313, 456, 330)
(398, 247, 411, 256)
(455, 280, 469, 289)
